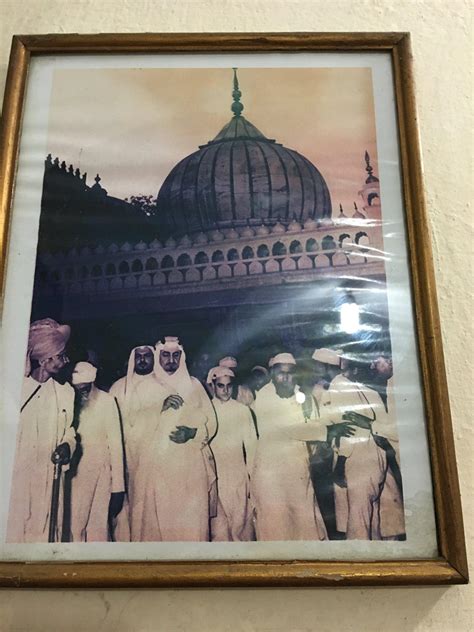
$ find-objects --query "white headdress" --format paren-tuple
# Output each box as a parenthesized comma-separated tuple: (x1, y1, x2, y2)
(154, 336, 194, 399)
(269, 352, 296, 368)
(72, 361, 97, 384)
(206, 366, 235, 384)
(311, 347, 342, 366)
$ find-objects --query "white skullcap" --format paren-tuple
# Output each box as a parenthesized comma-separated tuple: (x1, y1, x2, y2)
(219, 356, 238, 369)
(206, 366, 235, 383)
(269, 352, 296, 367)
(156, 336, 183, 352)
(72, 361, 97, 384)
(312, 348, 342, 366)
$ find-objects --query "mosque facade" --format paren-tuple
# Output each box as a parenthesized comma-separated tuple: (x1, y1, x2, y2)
(32, 70, 387, 379)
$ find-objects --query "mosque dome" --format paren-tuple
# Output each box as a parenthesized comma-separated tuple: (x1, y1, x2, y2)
(155, 69, 332, 240)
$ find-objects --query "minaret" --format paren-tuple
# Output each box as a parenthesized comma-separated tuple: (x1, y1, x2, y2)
(358, 151, 381, 219)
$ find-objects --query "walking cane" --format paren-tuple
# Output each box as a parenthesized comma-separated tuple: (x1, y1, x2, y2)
(48, 459, 62, 543)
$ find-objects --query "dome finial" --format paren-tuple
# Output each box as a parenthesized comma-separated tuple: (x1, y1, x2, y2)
(231, 68, 244, 117)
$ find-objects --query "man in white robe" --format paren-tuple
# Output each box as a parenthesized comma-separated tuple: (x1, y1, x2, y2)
(68, 362, 125, 542)
(131, 337, 218, 542)
(319, 354, 394, 540)
(207, 366, 258, 541)
(7, 318, 76, 543)
(252, 353, 328, 541)
(109, 345, 156, 538)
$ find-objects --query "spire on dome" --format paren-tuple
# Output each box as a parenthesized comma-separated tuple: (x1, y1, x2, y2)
(364, 150, 379, 184)
(231, 68, 244, 117)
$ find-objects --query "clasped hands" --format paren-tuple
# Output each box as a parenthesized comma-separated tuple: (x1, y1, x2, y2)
(162, 394, 197, 444)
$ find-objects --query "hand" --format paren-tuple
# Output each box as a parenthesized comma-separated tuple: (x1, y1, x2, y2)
(169, 425, 197, 444)
(108, 492, 125, 519)
(161, 394, 184, 412)
(51, 442, 71, 465)
(342, 411, 373, 430)
(326, 422, 356, 444)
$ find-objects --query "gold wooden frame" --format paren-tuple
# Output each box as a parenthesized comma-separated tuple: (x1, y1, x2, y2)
(0, 32, 468, 588)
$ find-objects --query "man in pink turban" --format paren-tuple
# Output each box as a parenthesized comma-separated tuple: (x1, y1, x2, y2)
(7, 318, 76, 543)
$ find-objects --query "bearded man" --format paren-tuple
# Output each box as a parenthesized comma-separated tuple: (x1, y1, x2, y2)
(131, 337, 218, 542)
(251, 353, 328, 541)
(7, 318, 76, 543)
(69, 362, 125, 542)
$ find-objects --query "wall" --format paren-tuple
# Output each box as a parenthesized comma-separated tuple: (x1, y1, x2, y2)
(0, 1, 472, 630)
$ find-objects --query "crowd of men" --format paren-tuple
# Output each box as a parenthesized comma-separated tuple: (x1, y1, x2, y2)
(6, 317, 405, 544)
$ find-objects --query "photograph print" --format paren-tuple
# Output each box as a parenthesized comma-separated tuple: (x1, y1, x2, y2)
(0, 56, 439, 561)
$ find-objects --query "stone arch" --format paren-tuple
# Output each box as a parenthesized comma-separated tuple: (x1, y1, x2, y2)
(91, 264, 102, 278)
(110, 277, 123, 290)
(132, 259, 143, 273)
(161, 255, 174, 269)
(168, 269, 182, 284)
(118, 261, 129, 275)
(265, 259, 280, 273)
(322, 235, 337, 252)
(242, 246, 254, 260)
(272, 241, 287, 256)
(138, 274, 152, 288)
(355, 231, 370, 247)
(195, 251, 209, 265)
(368, 192, 379, 206)
(105, 263, 116, 276)
(315, 254, 330, 268)
(339, 233, 351, 248)
(257, 244, 270, 258)
(289, 240, 302, 254)
(306, 238, 318, 253)
(233, 262, 247, 276)
(203, 266, 217, 281)
(177, 253, 192, 268)
(185, 268, 201, 283)
(333, 252, 348, 266)
(297, 255, 313, 270)
(227, 248, 239, 262)
(212, 250, 225, 263)
(145, 257, 158, 271)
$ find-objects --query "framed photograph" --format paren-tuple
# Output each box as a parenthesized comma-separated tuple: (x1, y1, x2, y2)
(0, 33, 467, 587)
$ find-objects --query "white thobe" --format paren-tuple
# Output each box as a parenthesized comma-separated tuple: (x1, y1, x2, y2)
(131, 377, 217, 542)
(319, 374, 392, 540)
(70, 387, 125, 542)
(110, 372, 161, 540)
(210, 398, 257, 541)
(7, 376, 75, 543)
(252, 383, 328, 541)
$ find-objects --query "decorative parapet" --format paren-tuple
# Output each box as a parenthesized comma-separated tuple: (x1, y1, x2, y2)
(37, 216, 386, 298)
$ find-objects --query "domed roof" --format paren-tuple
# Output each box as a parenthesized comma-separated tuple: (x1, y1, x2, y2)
(155, 70, 332, 240)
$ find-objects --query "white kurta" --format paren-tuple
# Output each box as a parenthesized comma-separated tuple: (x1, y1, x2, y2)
(252, 382, 328, 541)
(210, 398, 257, 541)
(131, 377, 217, 542)
(69, 387, 125, 542)
(7, 376, 75, 543)
(319, 374, 393, 540)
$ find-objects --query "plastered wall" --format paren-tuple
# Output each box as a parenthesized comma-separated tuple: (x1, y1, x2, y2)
(0, 1, 472, 631)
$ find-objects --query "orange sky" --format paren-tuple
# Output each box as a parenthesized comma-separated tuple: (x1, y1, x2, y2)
(47, 67, 378, 216)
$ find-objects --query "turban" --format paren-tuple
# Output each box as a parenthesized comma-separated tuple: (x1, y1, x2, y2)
(72, 361, 97, 384)
(269, 352, 296, 368)
(218, 356, 238, 369)
(25, 318, 71, 376)
(206, 366, 235, 384)
(312, 347, 342, 366)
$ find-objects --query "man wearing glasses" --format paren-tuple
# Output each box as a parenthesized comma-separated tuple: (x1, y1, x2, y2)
(6, 318, 76, 543)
